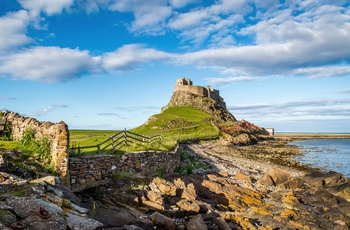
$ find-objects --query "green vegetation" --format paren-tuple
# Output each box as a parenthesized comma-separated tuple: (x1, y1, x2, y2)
(20, 129, 52, 164)
(111, 171, 137, 181)
(176, 150, 211, 175)
(68, 107, 220, 155)
(0, 128, 54, 176)
(0, 112, 12, 141)
(131, 106, 219, 144)
(68, 107, 269, 155)
(69, 129, 118, 147)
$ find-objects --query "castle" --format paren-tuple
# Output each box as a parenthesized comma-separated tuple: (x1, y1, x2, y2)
(174, 78, 227, 110)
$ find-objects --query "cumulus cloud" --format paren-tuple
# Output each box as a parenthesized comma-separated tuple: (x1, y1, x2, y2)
(0, 46, 101, 82)
(102, 44, 174, 71)
(108, 0, 172, 35)
(169, 0, 197, 8)
(0, 10, 32, 52)
(18, 0, 74, 16)
(1, 1, 350, 83)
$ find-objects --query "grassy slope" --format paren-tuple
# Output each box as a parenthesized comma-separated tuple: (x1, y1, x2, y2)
(69, 129, 119, 147)
(131, 106, 219, 142)
(65, 106, 218, 153)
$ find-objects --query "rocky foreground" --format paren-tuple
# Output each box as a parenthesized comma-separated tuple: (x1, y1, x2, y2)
(2, 138, 350, 229)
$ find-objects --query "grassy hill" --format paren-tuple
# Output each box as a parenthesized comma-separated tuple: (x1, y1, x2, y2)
(131, 106, 219, 143)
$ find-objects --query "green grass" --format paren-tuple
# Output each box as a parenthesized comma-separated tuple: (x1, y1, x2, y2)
(68, 107, 219, 154)
(69, 129, 119, 147)
(131, 106, 219, 143)
(0, 140, 22, 151)
(1, 107, 220, 156)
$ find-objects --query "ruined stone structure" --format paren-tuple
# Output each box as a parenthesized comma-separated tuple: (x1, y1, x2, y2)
(2, 111, 69, 185)
(174, 78, 227, 110)
(69, 146, 181, 192)
(1, 111, 181, 191)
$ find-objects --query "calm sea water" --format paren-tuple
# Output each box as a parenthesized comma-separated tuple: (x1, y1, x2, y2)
(289, 139, 350, 178)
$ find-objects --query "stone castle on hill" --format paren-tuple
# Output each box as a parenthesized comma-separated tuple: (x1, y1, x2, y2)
(174, 78, 227, 110)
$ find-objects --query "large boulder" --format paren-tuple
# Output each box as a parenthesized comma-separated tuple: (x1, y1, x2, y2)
(187, 214, 207, 230)
(151, 211, 176, 230)
(304, 170, 347, 187)
(258, 168, 291, 186)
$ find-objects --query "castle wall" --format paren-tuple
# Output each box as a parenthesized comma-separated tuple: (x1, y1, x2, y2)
(175, 85, 208, 97)
(174, 79, 227, 110)
(2, 111, 69, 186)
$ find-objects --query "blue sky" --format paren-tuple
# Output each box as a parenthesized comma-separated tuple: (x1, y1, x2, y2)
(1, 0, 350, 133)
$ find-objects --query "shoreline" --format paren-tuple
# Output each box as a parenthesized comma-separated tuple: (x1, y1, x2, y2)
(275, 133, 350, 139)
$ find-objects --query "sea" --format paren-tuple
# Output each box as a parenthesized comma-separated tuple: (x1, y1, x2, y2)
(288, 138, 350, 178)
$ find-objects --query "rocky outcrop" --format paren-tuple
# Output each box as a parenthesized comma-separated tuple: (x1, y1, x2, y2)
(2, 138, 350, 229)
(0, 173, 103, 230)
(162, 90, 236, 123)
(93, 165, 350, 229)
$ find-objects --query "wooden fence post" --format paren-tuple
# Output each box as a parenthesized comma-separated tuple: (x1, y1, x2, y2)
(124, 128, 127, 146)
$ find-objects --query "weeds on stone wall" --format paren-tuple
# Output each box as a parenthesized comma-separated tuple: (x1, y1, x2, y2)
(20, 128, 52, 165)
(0, 112, 13, 141)
(176, 151, 210, 175)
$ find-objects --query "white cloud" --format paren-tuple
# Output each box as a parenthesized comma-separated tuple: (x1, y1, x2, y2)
(108, 0, 172, 35)
(18, 0, 74, 16)
(102, 44, 174, 71)
(205, 76, 259, 85)
(168, 9, 210, 30)
(230, 98, 350, 122)
(293, 66, 350, 78)
(0, 46, 101, 82)
(169, 0, 197, 8)
(97, 112, 120, 117)
(31, 104, 69, 116)
(0, 10, 32, 52)
(168, 0, 250, 44)
(336, 89, 350, 94)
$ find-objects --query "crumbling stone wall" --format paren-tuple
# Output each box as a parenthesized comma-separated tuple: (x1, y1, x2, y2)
(69, 145, 181, 192)
(2, 111, 69, 185)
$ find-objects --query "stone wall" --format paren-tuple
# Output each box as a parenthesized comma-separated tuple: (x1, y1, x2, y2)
(69, 145, 181, 192)
(2, 111, 69, 185)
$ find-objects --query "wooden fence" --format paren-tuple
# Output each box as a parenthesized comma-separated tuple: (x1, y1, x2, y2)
(69, 129, 162, 156)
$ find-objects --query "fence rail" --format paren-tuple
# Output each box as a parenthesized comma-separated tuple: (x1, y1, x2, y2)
(69, 129, 163, 156)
